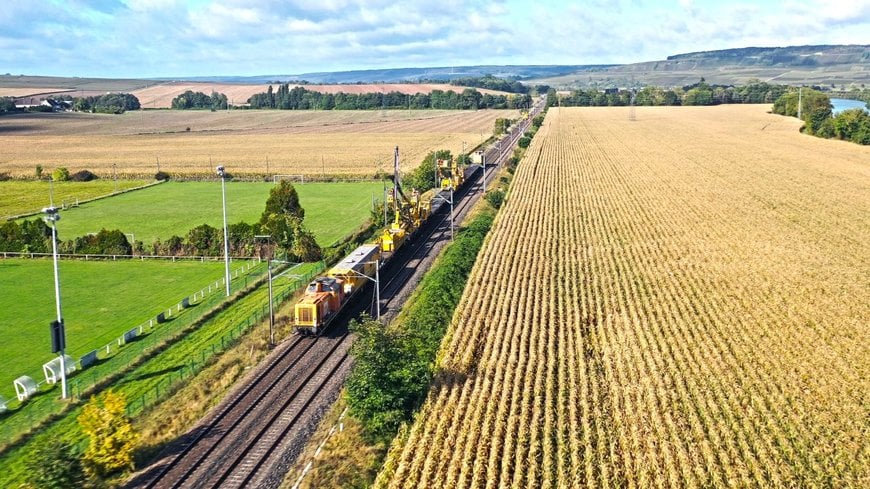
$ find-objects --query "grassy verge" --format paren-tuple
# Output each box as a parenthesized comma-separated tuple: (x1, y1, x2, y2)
(0, 261, 323, 486)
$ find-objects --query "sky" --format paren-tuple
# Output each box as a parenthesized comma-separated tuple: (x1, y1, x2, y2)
(1, 0, 868, 78)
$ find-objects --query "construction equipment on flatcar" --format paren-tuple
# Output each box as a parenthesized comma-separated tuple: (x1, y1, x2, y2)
(436, 156, 464, 191)
(379, 146, 430, 253)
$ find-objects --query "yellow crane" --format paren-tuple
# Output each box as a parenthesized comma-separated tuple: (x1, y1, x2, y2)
(379, 146, 430, 252)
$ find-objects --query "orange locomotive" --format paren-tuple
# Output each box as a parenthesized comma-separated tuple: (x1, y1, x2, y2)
(294, 244, 380, 335)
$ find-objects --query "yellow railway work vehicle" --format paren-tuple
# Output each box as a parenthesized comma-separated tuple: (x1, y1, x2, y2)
(294, 243, 381, 335)
(379, 146, 431, 253)
(328, 244, 380, 295)
(437, 157, 463, 190)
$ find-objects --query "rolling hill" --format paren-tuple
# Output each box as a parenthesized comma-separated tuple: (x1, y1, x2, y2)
(530, 44, 870, 88)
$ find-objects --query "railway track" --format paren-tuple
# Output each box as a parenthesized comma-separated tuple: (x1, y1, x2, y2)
(129, 99, 544, 489)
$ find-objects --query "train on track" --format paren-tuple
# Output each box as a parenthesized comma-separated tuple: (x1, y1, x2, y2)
(292, 94, 546, 335)
(293, 145, 482, 335)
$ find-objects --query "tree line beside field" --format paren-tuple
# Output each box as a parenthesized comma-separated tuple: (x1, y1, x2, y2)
(246, 84, 533, 110)
(772, 89, 870, 145)
(447, 75, 536, 94)
(170, 90, 228, 110)
(0, 181, 323, 261)
(546, 79, 868, 145)
(548, 79, 790, 107)
(344, 109, 546, 441)
(0, 93, 141, 115)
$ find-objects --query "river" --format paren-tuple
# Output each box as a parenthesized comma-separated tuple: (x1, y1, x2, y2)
(831, 98, 869, 115)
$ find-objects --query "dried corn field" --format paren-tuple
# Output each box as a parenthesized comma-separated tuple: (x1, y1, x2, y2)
(378, 105, 870, 488)
(0, 109, 512, 177)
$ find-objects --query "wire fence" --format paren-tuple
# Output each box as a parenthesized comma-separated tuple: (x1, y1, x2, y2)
(123, 267, 320, 418)
(0, 259, 319, 448)
(0, 251, 262, 262)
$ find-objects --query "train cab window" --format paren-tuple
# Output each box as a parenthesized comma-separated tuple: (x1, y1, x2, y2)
(299, 308, 312, 323)
(306, 282, 319, 294)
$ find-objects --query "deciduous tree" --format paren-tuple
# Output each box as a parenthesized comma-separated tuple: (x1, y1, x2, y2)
(78, 390, 139, 479)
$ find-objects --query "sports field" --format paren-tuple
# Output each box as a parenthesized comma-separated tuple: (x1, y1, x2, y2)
(380, 105, 869, 487)
(49, 180, 382, 246)
(0, 109, 513, 177)
(0, 179, 148, 220)
(0, 258, 259, 396)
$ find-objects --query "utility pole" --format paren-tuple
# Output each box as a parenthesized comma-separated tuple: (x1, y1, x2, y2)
(482, 151, 487, 192)
(797, 87, 803, 120)
(255, 235, 275, 346)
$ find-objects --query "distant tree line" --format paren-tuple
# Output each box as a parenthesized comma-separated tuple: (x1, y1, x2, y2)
(246, 84, 532, 110)
(448, 75, 529, 94)
(446, 75, 551, 96)
(772, 89, 870, 145)
(0, 93, 140, 115)
(71, 93, 141, 114)
(549, 79, 790, 107)
(171, 90, 228, 110)
(0, 182, 324, 260)
(0, 96, 16, 114)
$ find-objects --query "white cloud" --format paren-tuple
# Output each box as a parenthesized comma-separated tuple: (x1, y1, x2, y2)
(0, 0, 866, 77)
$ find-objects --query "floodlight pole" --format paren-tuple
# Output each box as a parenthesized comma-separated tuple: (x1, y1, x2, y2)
(44, 206, 68, 400)
(217, 166, 231, 297)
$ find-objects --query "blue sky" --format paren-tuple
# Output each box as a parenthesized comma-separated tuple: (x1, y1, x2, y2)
(1, 0, 868, 78)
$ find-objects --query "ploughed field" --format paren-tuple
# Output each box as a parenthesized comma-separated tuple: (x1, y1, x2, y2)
(0, 109, 514, 177)
(379, 105, 869, 487)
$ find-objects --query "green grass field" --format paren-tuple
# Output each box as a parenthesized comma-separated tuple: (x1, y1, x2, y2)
(0, 258, 262, 395)
(51, 180, 382, 246)
(0, 259, 323, 484)
(0, 180, 148, 220)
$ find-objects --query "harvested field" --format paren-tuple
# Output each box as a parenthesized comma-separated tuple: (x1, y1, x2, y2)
(379, 105, 870, 487)
(0, 87, 74, 98)
(0, 77, 508, 108)
(130, 82, 508, 109)
(0, 109, 515, 177)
